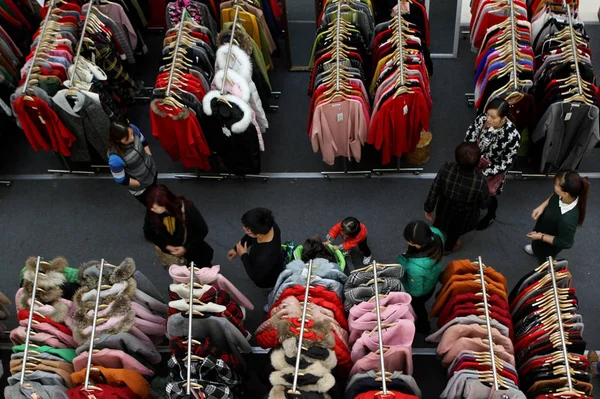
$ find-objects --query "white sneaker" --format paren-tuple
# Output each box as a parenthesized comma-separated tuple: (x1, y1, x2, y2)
(363, 255, 373, 265)
(524, 244, 534, 255)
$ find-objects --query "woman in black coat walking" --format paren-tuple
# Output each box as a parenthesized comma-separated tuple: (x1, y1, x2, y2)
(143, 185, 214, 268)
(425, 143, 490, 254)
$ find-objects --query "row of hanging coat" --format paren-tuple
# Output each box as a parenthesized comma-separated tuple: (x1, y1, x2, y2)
(368, 0, 432, 165)
(166, 264, 253, 398)
(345, 262, 422, 399)
(469, 0, 536, 142)
(10, 0, 141, 165)
(426, 259, 528, 398)
(6, 257, 80, 398)
(509, 258, 593, 398)
(307, 0, 374, 166)
(256, 253, 351, 397)
(529, 0, 599, 173)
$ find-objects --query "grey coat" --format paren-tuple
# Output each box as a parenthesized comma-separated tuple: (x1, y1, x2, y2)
(52, 90, 111, 163)
(533, 102, 599, 171)
(76, 332, 162, 364)
(4, 381, 68, 398)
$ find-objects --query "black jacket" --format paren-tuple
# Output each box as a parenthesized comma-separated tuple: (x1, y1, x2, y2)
(143, 202, 214, 267)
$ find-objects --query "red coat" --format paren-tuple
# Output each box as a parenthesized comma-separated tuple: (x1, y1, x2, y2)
(328, 222, 368, 252)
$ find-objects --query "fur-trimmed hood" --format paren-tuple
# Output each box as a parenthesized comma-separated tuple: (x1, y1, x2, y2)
(25, 256, 68, 273)
(71, 295, 131, 325)
(279, 337, 337, 369)
(212, 69, 251, 102)
(150, 98, 191, 120)
(269, 361, 335, 393)
(78, 258, 136, 287)
(276, 319, 335, 349)
(23, 258, 67, 291)
(216, 29, 253, 56)
(73, 309, 136, 345)
(75, 278, 137, 305)
(16, 291, 69, 323)
(215, 44, 253, 81)
(268, 385, 331, 399)
(202, 91, 253, 134)
(22, 283, 63, 303)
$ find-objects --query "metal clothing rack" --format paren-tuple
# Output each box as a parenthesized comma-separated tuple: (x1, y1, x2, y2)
(165, 8, 189, 100)
(371, 260, 389, 394)
(288, 260, 313, 397)
(82, 258, 105, 392)
(563, 0, 583, 96)
(185, 262, 198, 395)
(22, 0, 57, 94)
(508, 0, 518, 91)
(20, 256, 42, 387)
(69, 0, 96, 87)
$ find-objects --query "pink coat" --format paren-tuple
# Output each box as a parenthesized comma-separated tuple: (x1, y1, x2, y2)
(18, 319, 77, 348)
(349, 345, 413, 376)
(348, 303, 416, 345)
(350, 319, 416, 362)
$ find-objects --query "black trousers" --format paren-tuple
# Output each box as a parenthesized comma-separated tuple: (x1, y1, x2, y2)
(445, 232, 461, 251)
(483, 196, 498, 218)
(412, 289, 435, 332)
(133, 175, 158, 206)
(357, 237, 372, 257)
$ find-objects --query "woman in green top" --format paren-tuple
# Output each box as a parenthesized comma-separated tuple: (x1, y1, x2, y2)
(398, 221, 445, 334)
(525, 170, 590, 264)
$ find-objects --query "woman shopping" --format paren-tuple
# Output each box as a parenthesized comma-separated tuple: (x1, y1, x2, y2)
(397, 221, 445, 334)
(525, 170, 589, 264)
(464, 98, 521, 230)
(143, 185, 214, 268)
(108, 120, 158, 205)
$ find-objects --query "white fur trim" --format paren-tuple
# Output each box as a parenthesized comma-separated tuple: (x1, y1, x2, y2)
(216, 44, 252, 81)
(202, 92, 254, 133)
(202, 90, 222, 116)
(23, 270, 66, 288)
(212, 69, 251, 102)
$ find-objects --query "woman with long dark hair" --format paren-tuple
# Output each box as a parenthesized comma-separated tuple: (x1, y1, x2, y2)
(108, 120, 157, 205)
(525, 170, 590, 264)
(143, 185, 213, 268)
(398, 221, 445, 334)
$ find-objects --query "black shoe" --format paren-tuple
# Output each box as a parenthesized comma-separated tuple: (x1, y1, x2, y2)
(476, 216, 496, 230)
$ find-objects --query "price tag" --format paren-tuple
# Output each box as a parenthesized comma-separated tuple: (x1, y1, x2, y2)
(36, 0, 43, 6)
(222, 126, 232, 136)
(337, 113, 344, 122)
(403, 105, 408, 115)
(564, 112, 572, 121)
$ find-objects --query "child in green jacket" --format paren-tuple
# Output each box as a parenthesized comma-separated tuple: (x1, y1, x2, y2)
(397, 221, 445, 334)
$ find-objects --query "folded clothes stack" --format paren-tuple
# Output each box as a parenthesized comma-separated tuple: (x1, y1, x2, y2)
(165, 264, 253, 398)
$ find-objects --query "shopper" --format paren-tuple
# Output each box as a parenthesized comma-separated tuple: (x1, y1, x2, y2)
(301, 236, 338, 263)
(525, 170, 589, 264)
(325, 217, 372, 265)
(108, 120, 157, 205)
(397, 221, 445, 334)
(143, 185, 213, 268)
(464, 98, 521, 230)
(425, 143, 490, 254)
(227, 207, 284, 291)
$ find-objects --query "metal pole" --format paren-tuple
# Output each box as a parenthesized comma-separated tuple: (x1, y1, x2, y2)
(397, 0, 405, 86)
(372, 261, 388, 394)
(20, 256, 42, 385)
(477, 256, 499, 391)
(166, 8, 188, 97)
(563, 0, 582, 95)
(547, 256, 573, 391)
(186, 262, 195, 395)
(291, 260, 313, 393)
(508, 0, 518, 90)
(221, 6, 241, 95)
(84, 259, 105, 391)
(23, 0, 57, 93)
(70, 0, 95, 84)
(335, 3, 341, 92)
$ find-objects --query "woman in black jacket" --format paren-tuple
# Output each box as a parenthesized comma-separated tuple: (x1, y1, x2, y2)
(143, 185, 213, 268)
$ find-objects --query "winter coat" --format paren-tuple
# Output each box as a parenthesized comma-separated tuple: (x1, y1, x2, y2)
(143, 201, 214, 267)
(397, 227, 445, 297)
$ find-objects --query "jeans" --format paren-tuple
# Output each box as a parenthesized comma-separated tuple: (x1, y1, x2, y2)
(412, 289, 435, 333)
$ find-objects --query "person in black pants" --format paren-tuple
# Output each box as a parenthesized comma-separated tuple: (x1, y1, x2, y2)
(325, 217, 372, 266)
(425, 143, 490, 254)
(227, 208, 284, 310)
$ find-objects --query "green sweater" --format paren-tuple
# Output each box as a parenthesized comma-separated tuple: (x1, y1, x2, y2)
(532, 194, 579, 259)
(398, 227, 445, 297)
(19, 266, 79, 283)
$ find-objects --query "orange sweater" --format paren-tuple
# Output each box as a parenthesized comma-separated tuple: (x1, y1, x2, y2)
(71, 367, 151, 398)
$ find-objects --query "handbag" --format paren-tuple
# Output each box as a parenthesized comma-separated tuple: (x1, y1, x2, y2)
(154, 203, 188, 268)
(477, 157, 505, 195)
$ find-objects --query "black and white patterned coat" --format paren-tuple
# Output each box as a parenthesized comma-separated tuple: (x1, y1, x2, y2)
(464, 113, 521, 194)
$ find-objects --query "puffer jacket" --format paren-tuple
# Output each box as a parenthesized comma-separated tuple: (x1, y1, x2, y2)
(397, 227, 445, 297)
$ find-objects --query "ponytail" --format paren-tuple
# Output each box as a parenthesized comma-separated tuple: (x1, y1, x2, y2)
(403, 221, 444, 263)
(555, 170, 590, 226)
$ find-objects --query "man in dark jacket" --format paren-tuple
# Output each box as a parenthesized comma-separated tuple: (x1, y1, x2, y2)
(424, 143, 490, 254)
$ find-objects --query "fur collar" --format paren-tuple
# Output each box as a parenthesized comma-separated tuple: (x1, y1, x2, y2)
(74, 278, 137, 306)
(215, 44, 253, 81)
(16, 293, 69, 323)
(268, 385, 331, 399)
(25, 256, 68, 273)
(216, 29, 253, 55)
(22, 270, 66, 290)
(72, 309, 136, 345)
(150, 98, 191, 120)
(269, 362, 335, 393)
(22, 282, 63, 302)
(71, 295, 131, 325)
(202, 91, 253, 134)
(280, 338, 337, 369)
(78, 258, 136, 286)
(276, 319, 335, 349)
(212, 69, 251, 102)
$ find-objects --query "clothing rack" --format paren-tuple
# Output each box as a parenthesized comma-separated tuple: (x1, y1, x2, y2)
(165, 8, 189, 99)
(371, 260, 389, 394)
(288, 259, 313, 396)
(69, 0, 96, 87)
(220, 5, 242, 96)
(22, 0, 56, 94)
(476, 256, 500, 391)
(563, 0, 583, 96)
(508, 0, 518, 90)
(83, 258, 105, 391)
(19, 256, 42, 387)
(186, 262, 196, 395)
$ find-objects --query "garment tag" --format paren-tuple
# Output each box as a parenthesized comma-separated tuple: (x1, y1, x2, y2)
(0, 98, 11, 116)
(337, 113, 344, 122)
(38, 115, 46, 125)
(222, 126, 232, 136)
(36, 0, 43, 6)
(403, 105, 408, 115)
(564, 112, 572, 121)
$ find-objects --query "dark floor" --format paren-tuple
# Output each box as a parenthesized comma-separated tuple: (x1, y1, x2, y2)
(0, 22, 599, 397)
